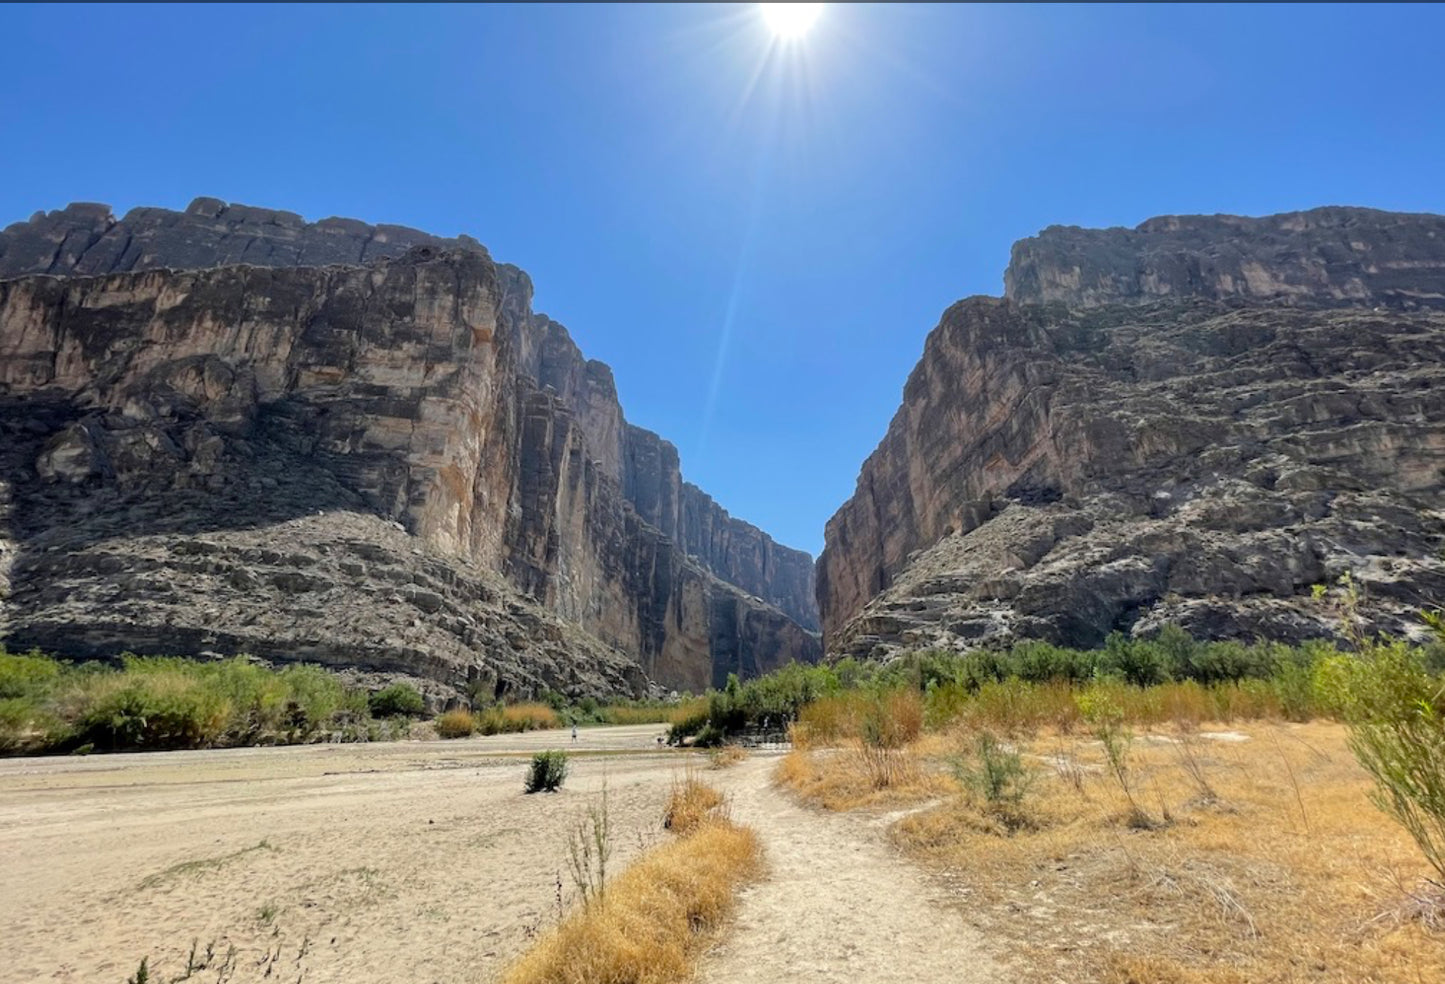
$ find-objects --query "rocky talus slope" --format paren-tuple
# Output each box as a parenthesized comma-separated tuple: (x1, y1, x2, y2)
(0, 200, 819, 700)
(820, 207, 1445, 658)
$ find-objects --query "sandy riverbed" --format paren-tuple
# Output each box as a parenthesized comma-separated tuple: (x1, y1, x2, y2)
(1, 725, 683, 984)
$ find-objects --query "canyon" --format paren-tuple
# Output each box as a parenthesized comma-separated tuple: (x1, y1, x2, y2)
(5, 199, 1444, 696)
(820, 206, 1445, 659)
(0, 199, 820, 701)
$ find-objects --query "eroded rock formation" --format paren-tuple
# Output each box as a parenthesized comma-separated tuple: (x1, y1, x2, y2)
(0, 200, 819, 699)
(821, 208, 1445, 658)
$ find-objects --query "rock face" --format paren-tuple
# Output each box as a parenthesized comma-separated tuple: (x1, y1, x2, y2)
(0, 200, 819, 698)
(0, 197, 479, 277)
(820, 207, 1445, 658)
(1005, 207, 1445, 310)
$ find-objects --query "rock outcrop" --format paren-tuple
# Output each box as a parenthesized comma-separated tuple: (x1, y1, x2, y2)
(1005, 206, 1445, 310)
(820, 208, 1445, 658)
(0, 200, 820, 698)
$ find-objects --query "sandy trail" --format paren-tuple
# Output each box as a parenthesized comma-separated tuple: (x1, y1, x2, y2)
(702, 756, 1002, 984)
(1, 725, 676, 984)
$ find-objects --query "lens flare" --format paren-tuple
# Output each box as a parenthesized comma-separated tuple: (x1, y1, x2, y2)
(759, 3, 824, 40)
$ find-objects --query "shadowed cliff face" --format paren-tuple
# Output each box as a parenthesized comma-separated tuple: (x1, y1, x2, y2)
(821, 207, 1445, 658)
(0, 200, 819, 696)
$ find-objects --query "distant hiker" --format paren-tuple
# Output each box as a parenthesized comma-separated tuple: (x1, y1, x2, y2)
(571, 724, 578, 743)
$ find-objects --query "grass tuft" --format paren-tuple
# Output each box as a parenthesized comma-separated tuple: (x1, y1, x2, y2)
(662, 774, 726, 835)
(708, 745, 748, 769)
(435, 708, 477, 739)
(501, 793, 761, 984)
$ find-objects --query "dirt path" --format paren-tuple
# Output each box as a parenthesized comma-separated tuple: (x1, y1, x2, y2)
(703, 756, 1002, 984)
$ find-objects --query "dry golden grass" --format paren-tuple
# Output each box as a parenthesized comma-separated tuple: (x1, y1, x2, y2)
(777, 743, 951, 812)
(434, 708, 476, 739)
(792, 688, 926, 749)
(708, 745, 748, 769)
(663, 774, 726, 835)
(501, 781, 761, 984)
(478, 703, 560, 734)
(598, 698, 708, 726)
(921, 677, 1316, 738)
(873, 722, 1444, 984)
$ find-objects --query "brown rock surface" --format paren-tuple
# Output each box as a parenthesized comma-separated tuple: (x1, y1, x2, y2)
(0, 201, 819, 697)
(821, 208, 1445, 658)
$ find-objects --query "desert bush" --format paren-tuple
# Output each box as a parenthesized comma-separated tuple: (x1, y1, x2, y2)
(793, 692, 866, 746)
(436, 708, 477, 739)
(69, 659, 232, 751)
(1271, 657, 1317, 722)
(566, 783, 612, 906)
(667, 664, 844, 744)
(966, 677, 1079, 734)
(1338, 639, 1445, 884)
(666, 704, 712, 744)
(276, 663, 351, 733)
(858, 690, 922, 789)
(0, 697, 36, 753)
(0, 651, 394, 755)
(524, 749, 569, 793)
(1078, 681, 1156, 827)
(955, 731, 1035, 810)
(860, 689, 922, 749)
(1172, 731, 1219, 803)
(368, 682, 425, 718)
(0, 648, 62, 699)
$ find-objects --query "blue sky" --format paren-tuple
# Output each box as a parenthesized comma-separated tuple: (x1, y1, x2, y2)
(3, 3, 1443, 556)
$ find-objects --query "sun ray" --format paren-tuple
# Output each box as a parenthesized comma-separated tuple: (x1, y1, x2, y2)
(760, 3, 824, 40)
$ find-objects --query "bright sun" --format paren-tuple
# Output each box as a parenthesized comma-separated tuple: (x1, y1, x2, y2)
(759, 3, 824, 41)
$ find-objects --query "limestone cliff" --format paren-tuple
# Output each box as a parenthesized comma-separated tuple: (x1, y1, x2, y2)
(0, 199, 818, 630)
(820, 207, 1445, 658)
(1005, 206, 1445, 309)
(0, 200, 819, 697)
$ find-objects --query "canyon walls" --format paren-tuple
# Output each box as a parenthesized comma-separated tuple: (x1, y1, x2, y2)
(820, 208, 1445, 658)
(0, 200, 819, 698)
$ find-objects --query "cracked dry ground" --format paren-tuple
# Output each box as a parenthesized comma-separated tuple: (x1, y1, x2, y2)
(702, 756, 1002, 984)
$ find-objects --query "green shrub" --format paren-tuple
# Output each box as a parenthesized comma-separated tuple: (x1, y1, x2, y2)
(368, 682, 425, 718)
(277, 664, 349, 733)
(691, 722, 727, 748)
(0, 697, 36, 753)
(666, 707, 711, 744)
(0, 649, 62, 699)
(525, 750, 569, 793)
(954, 731, 1035, 811)
(1271, 657, 1317, 722)
(1338, 640, 1445, 883)
(0, 652, 394, 755)
(1079, 681, 1154, 827)
(73, 671, 230, 751)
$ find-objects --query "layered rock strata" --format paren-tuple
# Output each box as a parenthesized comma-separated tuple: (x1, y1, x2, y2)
(821, 208, 1445, 658)
(0, 200, 819, 697)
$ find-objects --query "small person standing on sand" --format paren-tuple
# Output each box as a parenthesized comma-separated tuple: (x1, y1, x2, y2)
(571, 723, 578, 743)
